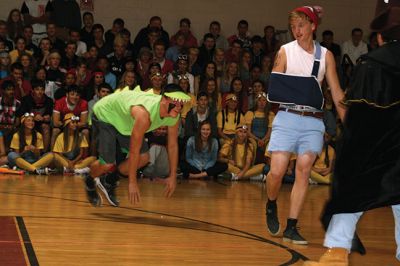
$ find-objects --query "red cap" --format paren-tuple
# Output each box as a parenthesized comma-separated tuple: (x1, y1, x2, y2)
(294, 6, 319, 30)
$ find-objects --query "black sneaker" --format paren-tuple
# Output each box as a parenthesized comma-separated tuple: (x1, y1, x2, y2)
(266, 202, 280, 236)
(283, 226, 308, 245)
(96, 175, 119, 207)
(84, 175, 102, 207)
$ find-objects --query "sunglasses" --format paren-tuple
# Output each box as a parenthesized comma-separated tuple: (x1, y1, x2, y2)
(178, 75, 189, 81)
(177, 54, 188, 61)
(23, 112, 34, 117)
(256, 92, 267, 99)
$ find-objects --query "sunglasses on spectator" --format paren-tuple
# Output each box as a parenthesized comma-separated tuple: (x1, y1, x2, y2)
(70, 116, 80, 121)
(256, 92, 267, 99)
(177, 54, 188, 61)
(23, 112, 35, 117)
(178, 75, 189, 81)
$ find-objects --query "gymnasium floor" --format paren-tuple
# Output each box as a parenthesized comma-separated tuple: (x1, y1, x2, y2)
(0, 174, 398, 265)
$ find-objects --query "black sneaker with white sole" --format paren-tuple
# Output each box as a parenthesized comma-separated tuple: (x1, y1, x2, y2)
(84, 174, 102, 207)
(96, 174, 119, 207)
(266, 201, 280, 236)
(283, 226, 308, 245)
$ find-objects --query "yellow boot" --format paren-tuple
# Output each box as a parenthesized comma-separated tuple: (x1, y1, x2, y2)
(303, 248, 349, 266)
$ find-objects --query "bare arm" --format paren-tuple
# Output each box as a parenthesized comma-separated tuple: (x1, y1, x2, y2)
(128, 106, 151, 204)
(164, 121, 180, 197)
(325, 51, 347, 122)
(271, 47, 287, 73)
(78, 112, 88, 128)
(52, 112, 62, 127)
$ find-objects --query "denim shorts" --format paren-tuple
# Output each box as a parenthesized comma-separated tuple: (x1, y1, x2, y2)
(267, 110, 325, 155)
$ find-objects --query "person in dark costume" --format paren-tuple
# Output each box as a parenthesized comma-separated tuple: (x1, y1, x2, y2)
(305, 1, 400, 265)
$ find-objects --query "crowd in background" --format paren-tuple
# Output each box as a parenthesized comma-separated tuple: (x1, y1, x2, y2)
(0, 0, 376, 182)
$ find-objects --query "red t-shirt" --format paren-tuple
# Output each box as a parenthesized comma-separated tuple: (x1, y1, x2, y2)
(53, 96, 88, 118)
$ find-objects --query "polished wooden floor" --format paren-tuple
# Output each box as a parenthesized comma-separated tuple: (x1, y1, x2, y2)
(0, 174, 398, 266)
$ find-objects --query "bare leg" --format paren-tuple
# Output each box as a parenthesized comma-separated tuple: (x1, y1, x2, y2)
(266, 151, 291, 200)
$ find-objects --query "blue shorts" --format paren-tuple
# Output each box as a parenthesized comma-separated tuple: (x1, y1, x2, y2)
(267, 110, 325, 155)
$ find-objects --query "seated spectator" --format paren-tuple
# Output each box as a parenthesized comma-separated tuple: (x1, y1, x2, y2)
(145, 71, 164, 94)
(228, 20, 252, 49)
(239, 50, 251, 81)
(224, 39, 242, 64)
(73, 60, 92, 88)
(177, 75, 196, 121)
(0, 80, 20, 148)
(45, 51, 66, 99)
(170, 18, 198, 49)
(88, 82, 113, 126)
(115, 70, 137, 92)
(107, 36, 128, 81)
(87, 23, 112, 57)
(247, 79, 266, 110)
(9, 36, 33, 63)
(135, 47, 153, 84)
(165, 32, 186, 62)
(46, 22, 65, 53)
(218, 124, 264, 180)
(222, 77, 248, 113)
(207, 21, 229, 51)
(105, 18, 124, 48)
(96, 56, 116, 89)
(260, 55, 272, 87)
(51, 85, 88, 149)
(214, 48, 226, 77)
(219, 61, 239, 93)
(1, 62, 32, 100)
(197, 33, 215, 69)
(53, 113, 96, 174)
(85, 45, 98, 70)
(245, 92, 274, 164)
(167, 54, 194, 93)
(217, 93, 244, 141)
(133, 16, 170, 57)
(341, 28, 368, 65)
(7, 113, 54, 174)
(188, 47, 202, 78)
(142, 126, 170, 179)
(202, 78, 221, 112)
(320, 30, 341, 66)
(53, 69, 76, 100)
(195, 61, 218, 95)
(263, 25, 281, 57)
(119, 28, 134, 57)
(61, 41, 79, 70)
(185, 91, 218, 139)
(22, 25, 39, 55)
(83, 70, 104, 101)
(7, 9, 24, 41)
(0, 51, 11, 79)
(17, 80, 53, 152)
(69, 29, 87, 57)
(310, 131, 335, 184)
(18, 53, 35, 81)
(35, 37, 52, 66)
(80, 12, 94, 45)
(250, 36, 265, 67)
(153, 40, 174, 75)
(181, 120, 227, 179)
(0, 20, 14, 52)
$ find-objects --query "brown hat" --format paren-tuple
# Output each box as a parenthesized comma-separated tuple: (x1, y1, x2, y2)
(370, 0, 400, 39)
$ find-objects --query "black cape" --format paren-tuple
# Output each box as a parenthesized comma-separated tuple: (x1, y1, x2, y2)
(324, 41, 400, 217)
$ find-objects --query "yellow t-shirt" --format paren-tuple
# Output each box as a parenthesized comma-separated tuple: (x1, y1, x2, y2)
(244, 111, 275, 127)
(53, 133, 89, 153)
(219, 139, 254, 169)
(314, 145, 335, 169)
(217, 111, 245, 135)
(10, 132, 44, 151)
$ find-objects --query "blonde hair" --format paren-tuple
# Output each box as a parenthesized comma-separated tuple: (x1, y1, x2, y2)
(289, 11, 312, 25)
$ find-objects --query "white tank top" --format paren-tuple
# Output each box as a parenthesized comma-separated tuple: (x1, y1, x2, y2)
(283, 40, 327, 84)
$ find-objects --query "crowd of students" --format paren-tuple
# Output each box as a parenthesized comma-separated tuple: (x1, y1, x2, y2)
(0, 1, 374, 183)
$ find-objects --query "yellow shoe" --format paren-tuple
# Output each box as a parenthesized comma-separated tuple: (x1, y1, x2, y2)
(303, 248, 349, 266)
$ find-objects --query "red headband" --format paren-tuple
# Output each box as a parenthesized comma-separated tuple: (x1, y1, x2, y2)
(94, 71, 104, 77)
(294, 6, 319, 30)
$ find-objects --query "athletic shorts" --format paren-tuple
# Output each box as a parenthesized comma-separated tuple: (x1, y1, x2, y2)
(267, 110, 325, 155)
(92, 115, 149, 164)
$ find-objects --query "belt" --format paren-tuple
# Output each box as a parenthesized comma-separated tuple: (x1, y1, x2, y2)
(279, 108, 324, 119)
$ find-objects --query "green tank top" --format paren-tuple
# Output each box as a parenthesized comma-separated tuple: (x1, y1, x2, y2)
(93, 89, 179, 135)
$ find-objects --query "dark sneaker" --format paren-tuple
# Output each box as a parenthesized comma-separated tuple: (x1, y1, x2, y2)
(266, 202, 280, 236)
(84, 175, 102, 207)
(96, 175, 119, 207)
(283, 226, 308, 245)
